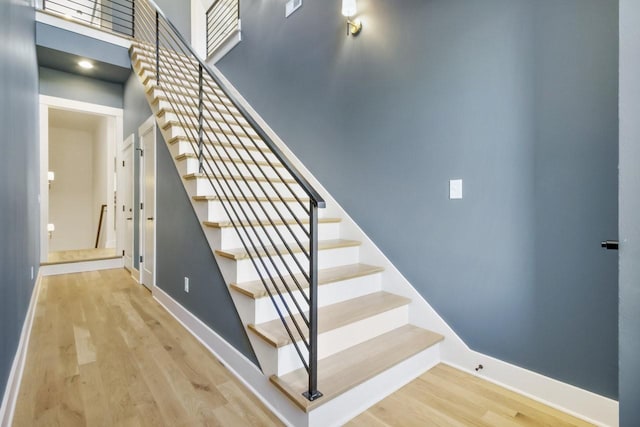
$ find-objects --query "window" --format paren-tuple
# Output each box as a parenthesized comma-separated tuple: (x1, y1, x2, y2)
(206, 0, 240, 58)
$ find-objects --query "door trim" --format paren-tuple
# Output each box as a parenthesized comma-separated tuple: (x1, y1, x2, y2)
(38, 95, 123, 263)
(139, 116, 156, 289)
(118, 133, 135, 270)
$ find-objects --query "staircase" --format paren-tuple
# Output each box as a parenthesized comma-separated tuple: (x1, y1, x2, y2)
(128, 2, 444, 423)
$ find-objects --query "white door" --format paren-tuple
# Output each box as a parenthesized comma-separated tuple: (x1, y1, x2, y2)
(140, 118, 156, 289)
(120, 134, 135, 270)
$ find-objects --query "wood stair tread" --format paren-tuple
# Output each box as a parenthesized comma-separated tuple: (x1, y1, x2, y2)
(158, 106, 245, 122)
(162, 118, 259, 135)
(204, 217, 340, 229)
(182, 172, 297, 185)
(176, 152, 283, 169)
(152, 92, 234, 109)
(215, 238, 360, 261)
(167, 135, 269, 154)
(230, 263, 384, 299)
(192, 195, 308, 203)
(270, 324, 444, 412)
(248, 291, 410, 348)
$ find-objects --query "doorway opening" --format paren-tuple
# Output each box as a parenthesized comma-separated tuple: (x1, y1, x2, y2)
(39, 96, 125, 270)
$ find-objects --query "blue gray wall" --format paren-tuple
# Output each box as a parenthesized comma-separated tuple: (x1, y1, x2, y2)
(216, 0, 619, 398)
(531, 1, 618, 394)
(0, 0, 40, 402)
(619, 0, 640, 423)
(39, 67, 124, 108)
(155, 0, 190, 42)
(155, 127, 257, 363)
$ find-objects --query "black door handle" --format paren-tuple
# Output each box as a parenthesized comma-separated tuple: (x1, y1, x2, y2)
(147, 217, 154, 221)
(601, 240, 619, 250)
(126, 217, 133, 220)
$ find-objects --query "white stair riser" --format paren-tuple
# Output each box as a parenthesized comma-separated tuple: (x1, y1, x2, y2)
(214, 221, 340, 251)
(179, 156, 291, 181)
(162, 122, 259, 147)
(199, 199, 311, 222)
(169, 139, 280, 164)
(137, 62, 220, 90)
(159, 105, 249, 129)
(155, 98, 236, 120)
(252, 273, 383, 324)
(216, 222, 340, 251)
(271, 305, 410, 376)
(159, 110, 258, 139)
(142, 76, 224, 100)
(184, 176, 308, 200)
(133, 52, 198, 68)
(227, 245, 360, 283)
(308, 344, 441, 427)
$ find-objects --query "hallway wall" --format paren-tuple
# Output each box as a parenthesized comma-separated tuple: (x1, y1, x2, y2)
(0, 0, 40, 404)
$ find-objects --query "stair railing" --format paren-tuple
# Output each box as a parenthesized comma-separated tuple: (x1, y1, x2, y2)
(132, 0, 324, 401)
(42, 0, 135, 37)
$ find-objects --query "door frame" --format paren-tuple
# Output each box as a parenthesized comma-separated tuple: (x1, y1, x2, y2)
(138, 116, 156, 289)
(39, 95, 123, 262)
(117, 133, 135, 271)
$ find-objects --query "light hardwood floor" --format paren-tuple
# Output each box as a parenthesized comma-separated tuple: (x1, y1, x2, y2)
(12, 269, 282, 427)
(13, 269, 594, 426)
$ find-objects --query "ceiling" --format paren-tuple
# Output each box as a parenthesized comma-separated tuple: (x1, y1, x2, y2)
(37, 46, 131, 83)
(49, 108, 105, 132)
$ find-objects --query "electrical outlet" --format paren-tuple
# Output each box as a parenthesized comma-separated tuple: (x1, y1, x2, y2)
(184, 277, 189, 293)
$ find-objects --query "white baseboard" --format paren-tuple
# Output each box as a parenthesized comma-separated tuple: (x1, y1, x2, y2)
(0, 272, 44, 426)
(40, 257, 124, 276)
(444, 352, 618, 427)
(127, 266, 141, 283)
(152, 285, 308, 427)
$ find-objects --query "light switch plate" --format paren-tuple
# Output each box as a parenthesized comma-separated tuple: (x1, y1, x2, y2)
(450, 179, 463, 200)
(184, 277, 190, 293)
(285, 0, 302, 17)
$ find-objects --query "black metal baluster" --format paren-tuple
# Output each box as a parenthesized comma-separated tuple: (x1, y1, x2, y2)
(155, 10, 160, 86)
(303, 202, 322, 401)
(198, 64, 204, 173)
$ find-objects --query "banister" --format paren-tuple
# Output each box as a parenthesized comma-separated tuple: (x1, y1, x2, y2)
(134, 0, 323, 401)
(146, 0, 325, 209)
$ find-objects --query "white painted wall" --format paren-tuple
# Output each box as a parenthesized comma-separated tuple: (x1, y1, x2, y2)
(92, 117, 109, 248)
(191, 0, 207, 58)
(48, 127, 95, 251)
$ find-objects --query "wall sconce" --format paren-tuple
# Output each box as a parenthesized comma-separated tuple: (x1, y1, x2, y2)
(342, 0, 362, 36)
(48, 171, 55, 189)
(47, 223, 55, 239)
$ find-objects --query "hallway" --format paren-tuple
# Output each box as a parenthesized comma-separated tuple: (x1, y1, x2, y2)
(12, 269, 281, 426)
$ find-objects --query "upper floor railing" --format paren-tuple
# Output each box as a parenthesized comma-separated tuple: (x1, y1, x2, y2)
(42, 0, 135, 37)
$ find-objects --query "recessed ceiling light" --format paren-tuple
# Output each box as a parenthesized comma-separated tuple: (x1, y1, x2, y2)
(78, 60, 94, 69)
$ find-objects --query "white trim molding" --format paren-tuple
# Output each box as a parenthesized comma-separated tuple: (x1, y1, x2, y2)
(206, 27, 241, 65)
(445, 355, 618, 427)
(0, 273, 44, 426)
